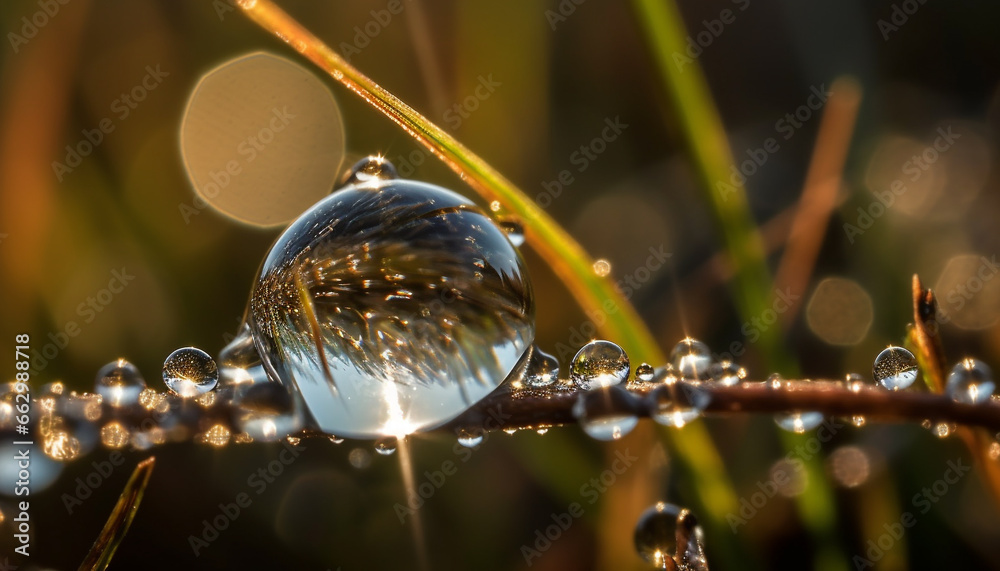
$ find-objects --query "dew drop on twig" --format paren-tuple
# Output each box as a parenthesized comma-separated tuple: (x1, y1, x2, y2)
(163, 347, 219, 398)
(95, 359, 146, 407)
(670, 338, 713, 381)
(571, 340, 630, 390)
(572, 385, 639, 441)
(873, 346, 917, 391)
(946, 358, 995, 405)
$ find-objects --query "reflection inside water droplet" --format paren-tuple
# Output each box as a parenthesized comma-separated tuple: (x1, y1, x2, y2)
(163, 347, 219, 397)
(571, 340, 630, 390)
(873, 346, 918, 391)
(247, 158, 535, 439)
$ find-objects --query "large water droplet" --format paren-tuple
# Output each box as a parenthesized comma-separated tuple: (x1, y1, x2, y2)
(775, 411, 824, 434)
(946, 358, 995, 404)
(873, 346, 918, 390)
(572, 385, 639, 441)
(163, 347, 219, 397)
(634, 502, 707, 571)
(647, 382, 710, 428)
(707, 360, 744, 386)
(235, 382, 302, 441)
(525, 347, 560, 388)
(571, 340, 630, 390)
(95, 359, 146, 407)
(670, 337, 713, 381)
(247, 158, 534, 439)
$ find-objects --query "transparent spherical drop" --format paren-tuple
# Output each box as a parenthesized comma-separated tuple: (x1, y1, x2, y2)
(572, 385, 639, 441)
(100, 422, 130, 449)
(670, 337, 713, 381)
(95, 359, 146, 407)
(525, 347, 560, 388)
(247, 157, 534, 439)
(456, 426, 484, 449)
(946, 358, 995, 405)
(707, 360, 745, 387)
(634, 502, 706, 571)
(647, 382, 710, 428)
(873, 346, 918, 391)
(499, 218, 525, 248)
(163, 347, 219, 397)
(235, 382, 302, 442)
(374, 437, 398, 456)
(775, 411, 824, 433)
(571, 340, 630, 390)
(634, 363, 655, 383)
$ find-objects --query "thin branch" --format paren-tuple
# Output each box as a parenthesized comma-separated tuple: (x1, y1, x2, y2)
(446, 380, 1000, 434)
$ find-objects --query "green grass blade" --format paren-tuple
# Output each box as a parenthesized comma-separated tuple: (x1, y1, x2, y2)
(629, 1, 847, 570)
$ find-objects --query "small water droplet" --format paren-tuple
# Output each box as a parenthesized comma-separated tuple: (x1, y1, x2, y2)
(457, 427, 484, 448)
(988, 441, 1000, 460)
(536, 428, 549, 435)
(648, 382, 710, 428)
(946, 358, 995, 404)
(767, 372, 784, 390)
(100, 422, 130, 449)
(499, 218, 525, 247)
(932, 422, 954, 438)
(349, 447, 372, 468)
(775, 411, 824, 433)
(235, 383, 301, 442)
(163, 347, 219, 397)
(328, 435, 344, 444)
(635, 363, 655, 383)
(200, 424, 232, 447)
(42, 430, 81, 461)
(851, 415, 866, 427)
(571, 340, 630, 390)
(593, 259, 612, 277)
(138, 388, 169, 414)
(572, 385, 639, 441)
(489, 200, 501, 212)
(634, 502, 706, 571)
(503, 428, 518, 435)
(374, 437, 398, 455)
(95, 359, 146, 407)
(845, 373, 866, 393)
(670, 338, 713, 381)
(526, 347, 560, 388)
(707, 360, 744, 386)
(873, 346, 918, 390)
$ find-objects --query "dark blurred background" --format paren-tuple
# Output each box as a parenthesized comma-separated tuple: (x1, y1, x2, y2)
(2, 0, 1000, 569)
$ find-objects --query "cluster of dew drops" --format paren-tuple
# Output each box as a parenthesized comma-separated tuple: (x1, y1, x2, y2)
(3, 332, 998, 570)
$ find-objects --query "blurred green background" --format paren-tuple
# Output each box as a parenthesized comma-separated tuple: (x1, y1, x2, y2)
(2, 0, 1000, 569)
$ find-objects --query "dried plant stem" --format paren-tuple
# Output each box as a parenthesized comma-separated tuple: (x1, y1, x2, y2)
(906, 275, 1000, 505)
(78, 457, 155, 571)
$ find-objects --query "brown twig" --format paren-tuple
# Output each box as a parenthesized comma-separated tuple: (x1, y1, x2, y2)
(445, 380, 1000, 434)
